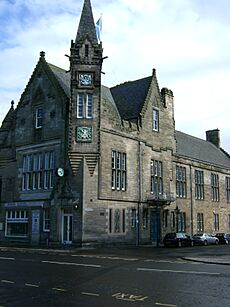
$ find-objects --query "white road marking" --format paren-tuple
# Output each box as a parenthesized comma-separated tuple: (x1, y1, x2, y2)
(144, 259, 187, 264)
(25, 283, 39, 288)
(0, 257, 15, 261)
(82, 292, 100, 297)
(137, 268, 220, 275)
(52, 287, 67, 292)
(1, 280, 15, 284)
(72, 254, 138, 261)
(42, 260, 101, 268)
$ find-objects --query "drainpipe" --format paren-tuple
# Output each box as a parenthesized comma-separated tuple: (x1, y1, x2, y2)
(137, 141, 142, 246)
(189, 165, 194, 235)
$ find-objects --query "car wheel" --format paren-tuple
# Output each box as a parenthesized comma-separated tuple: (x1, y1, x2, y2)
(190, 241, 194, 247)
(204, 240, 208, 246)
(178, 241, 182, 247)
(215, 240, 218, 245)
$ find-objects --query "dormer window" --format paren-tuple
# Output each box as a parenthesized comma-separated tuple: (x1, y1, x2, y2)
(35, 108, 43, 129)
(152, 109, 159, 131)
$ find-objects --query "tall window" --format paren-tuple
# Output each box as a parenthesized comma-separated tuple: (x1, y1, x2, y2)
(86, 94, 93, 118)
(176, 166, 187, 198)
(197, 213, 204, 232)
(35, 108, 43, 128)
(162, 210, 168, 228)
(111, 151, 126, 191)
(5, 210, 28, 237)
(43, 209, 50, 232)
(195, 170, 204, 200)
(226, 177, 230, 203)
(152, 109, 159, 131)
(211, 173, 219, 202)
(142, 209, 148, 229)
(77, 93, 93, 118)
(108, 208, 126, 234)
(131, 209, 137, 228)
(214, 213, 219, 231)
(22, 151, 54, 191)
(150, 160, 163, 196)
(177, 212, 186, 232)
(170, 211, 175, 228)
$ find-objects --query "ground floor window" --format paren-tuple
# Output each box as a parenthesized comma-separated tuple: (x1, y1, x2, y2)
(228, 215, 230, 231)
(5, 210, 28, 237)
(43, 209, 50, 232)
(108, 208, 126, 234)
(131, 209, 137, 228)
(214, 213, 219, 232)
(142, 209, 148, 229)
(162, 210, 168, 228)
(197, 213, 204, 232)
(177, 212, 186, 232)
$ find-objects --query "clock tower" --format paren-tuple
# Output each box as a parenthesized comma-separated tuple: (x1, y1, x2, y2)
(68, 0, 103, 176)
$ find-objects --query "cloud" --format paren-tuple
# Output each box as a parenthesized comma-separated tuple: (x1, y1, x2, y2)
(0, 0, 229, 152)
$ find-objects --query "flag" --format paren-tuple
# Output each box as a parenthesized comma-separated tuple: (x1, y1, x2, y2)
(96, 15, 102, 42)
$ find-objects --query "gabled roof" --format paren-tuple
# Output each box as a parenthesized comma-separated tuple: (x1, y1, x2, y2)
(110, 76, 152, 119)
(76, 0, 98, 44)
(176, 130, 230, 169)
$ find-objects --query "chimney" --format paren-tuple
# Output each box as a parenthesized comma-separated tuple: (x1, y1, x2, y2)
(206, 129, 220, 148)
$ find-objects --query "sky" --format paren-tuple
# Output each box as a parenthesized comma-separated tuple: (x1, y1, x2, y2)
(0, 0, 230, 153)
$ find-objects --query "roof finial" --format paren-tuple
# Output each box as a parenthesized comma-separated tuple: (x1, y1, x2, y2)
(40, 51, 45, 58)
(11, 100, 14, 108)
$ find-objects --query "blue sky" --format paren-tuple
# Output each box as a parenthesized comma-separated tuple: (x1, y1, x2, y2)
(0, 0, 230, 152)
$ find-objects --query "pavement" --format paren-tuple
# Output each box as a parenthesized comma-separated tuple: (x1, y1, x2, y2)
(0, 245, 229, 265)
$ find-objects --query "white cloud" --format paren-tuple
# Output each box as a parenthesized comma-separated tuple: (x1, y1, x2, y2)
(0, 0, 229, 152)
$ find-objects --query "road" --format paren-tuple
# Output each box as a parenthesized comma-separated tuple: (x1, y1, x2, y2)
(0, 246, 229, 306)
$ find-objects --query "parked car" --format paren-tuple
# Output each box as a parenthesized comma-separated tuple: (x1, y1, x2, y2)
(163, 232, 194, 247)
(192, 233, 219, 246)
(215, 233, 230, 244)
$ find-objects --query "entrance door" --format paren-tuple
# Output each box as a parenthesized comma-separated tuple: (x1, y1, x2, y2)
(150, 210, 161, 246)
(62, 214, 73, 244)
(150, 211, 158, 242)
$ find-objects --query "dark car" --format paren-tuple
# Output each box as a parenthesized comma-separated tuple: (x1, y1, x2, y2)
(163, 232, 194, 247)
(215, 233, 230, 244)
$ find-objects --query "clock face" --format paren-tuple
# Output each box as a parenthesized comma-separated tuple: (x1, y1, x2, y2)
(79, 73, 92, 86)
(57, 167, 64, 177)
(76, 127, 92, 142)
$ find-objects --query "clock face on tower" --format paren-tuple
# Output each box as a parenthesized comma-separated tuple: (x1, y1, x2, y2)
(79, 73, 93, 86)
(76, 127, 93, 142)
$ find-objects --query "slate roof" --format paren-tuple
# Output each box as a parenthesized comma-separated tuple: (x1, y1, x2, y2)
(45, 62, 230, 169)
(48, 63, 71, 97)
(176, 130, 230, 169)
(110, 76, 152, 119)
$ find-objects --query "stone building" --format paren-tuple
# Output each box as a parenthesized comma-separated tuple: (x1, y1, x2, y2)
(0, 0, 229, 247)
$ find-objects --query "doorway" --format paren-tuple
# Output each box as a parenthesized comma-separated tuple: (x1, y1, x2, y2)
(62, 213, 73, 244)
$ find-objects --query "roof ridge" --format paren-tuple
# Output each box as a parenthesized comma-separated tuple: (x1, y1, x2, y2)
(110, 75, 152, 89)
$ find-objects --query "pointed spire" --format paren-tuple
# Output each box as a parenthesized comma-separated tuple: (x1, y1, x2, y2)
(76, 0, 98, 44)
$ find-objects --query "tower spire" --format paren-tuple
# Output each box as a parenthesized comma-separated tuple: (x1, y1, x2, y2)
(76, 0, 98, 44)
